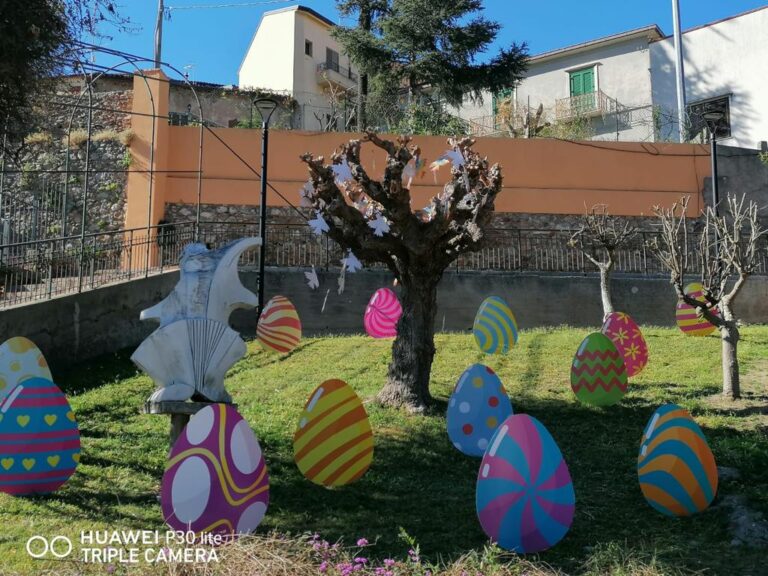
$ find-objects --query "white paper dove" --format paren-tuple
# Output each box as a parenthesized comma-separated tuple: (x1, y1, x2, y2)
(309, 211, 330, 235)
(299, 180, 314, 207)
(341, 250, 362, 273)
(331, 157, 354, 185)
(368, 214, 390, 237)
(305, 266, 320, 290)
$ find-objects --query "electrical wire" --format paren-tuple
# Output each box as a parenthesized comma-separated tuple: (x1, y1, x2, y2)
(166, 0, 304, 10)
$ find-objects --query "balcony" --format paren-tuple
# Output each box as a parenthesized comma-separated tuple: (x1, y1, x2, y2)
(316, 62, 358, 89)
(555, 90, 619, 120)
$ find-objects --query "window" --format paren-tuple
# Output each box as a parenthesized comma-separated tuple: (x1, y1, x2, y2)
(326, 48, 340, 73)
(305, 40, 313, 57)
(687, 96, 731, 141)
(569, 67, 595, 97)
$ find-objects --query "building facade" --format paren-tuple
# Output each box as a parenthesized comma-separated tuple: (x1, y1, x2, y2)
(651, 6, 768, 149)
(458, 6, 768, 148)
(238, 5, 358, 131)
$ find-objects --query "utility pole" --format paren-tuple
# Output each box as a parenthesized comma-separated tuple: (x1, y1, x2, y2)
(672, 0, 687, 143)
(154, 0, 164, 67)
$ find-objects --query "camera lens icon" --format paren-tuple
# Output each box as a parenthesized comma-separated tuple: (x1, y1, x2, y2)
(26, 536, 73, 559)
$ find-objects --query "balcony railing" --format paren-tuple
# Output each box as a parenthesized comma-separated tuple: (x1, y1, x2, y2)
(317, 62, 358, 85)
(555, 90, 619, 120)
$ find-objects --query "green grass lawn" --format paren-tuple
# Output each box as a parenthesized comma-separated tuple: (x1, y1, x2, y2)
(1, 326, 767, 575)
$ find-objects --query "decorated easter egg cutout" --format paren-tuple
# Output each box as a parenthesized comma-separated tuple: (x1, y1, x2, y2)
(0, 337, 52, 403)
(476, 414, 575, 553)
(0, 377, 80, 496)
(257, 295, 302, 354)
(294, 379, 374, 487)
(447, 364, 513, 457)
(364, 288, 402, 338)
(570, 332, 628, 407)
(162, 404, 269, 535)
(637, 404, 718, 517)
(473, 297, 518, 355)
(675, 282, 717, 337)
(601, 312, 649, 377)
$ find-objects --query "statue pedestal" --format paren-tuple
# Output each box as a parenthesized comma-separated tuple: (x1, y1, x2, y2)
(143, 400, 237, 446)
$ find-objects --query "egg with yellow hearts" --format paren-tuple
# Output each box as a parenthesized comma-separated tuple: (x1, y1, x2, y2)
(0, 337, 52, 403)
(0, 377, 81, 495)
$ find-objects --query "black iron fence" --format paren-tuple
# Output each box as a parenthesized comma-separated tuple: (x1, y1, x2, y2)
(3, 220, 768, 309)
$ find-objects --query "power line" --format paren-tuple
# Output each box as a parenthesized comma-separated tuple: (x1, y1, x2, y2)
(166, 0, 303, 11)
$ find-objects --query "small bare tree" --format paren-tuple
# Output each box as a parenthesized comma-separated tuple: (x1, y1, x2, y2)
(301, 133, 503, 412)
(569, 205, 637, 319)
(649, 195, 766, 399)
(312, 75, 355, 132)
(497, 99, 549, 138)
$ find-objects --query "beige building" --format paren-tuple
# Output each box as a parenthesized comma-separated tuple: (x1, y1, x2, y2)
(238, 4, 358, 131)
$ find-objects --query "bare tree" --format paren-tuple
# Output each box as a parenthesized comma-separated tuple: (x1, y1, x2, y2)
(312, 75, 356, 132)
(648, 195, 766, 399)
(497, 99, 548, 138)
(301, 133, 503, 412)
(569, 205, 637, 319)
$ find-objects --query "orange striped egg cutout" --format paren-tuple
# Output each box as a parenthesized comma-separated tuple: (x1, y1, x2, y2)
(257, 296, 302, 354)
(293, 379, 374, 487)
(675, 283, 717, 337)
(638, 404, 717, 516)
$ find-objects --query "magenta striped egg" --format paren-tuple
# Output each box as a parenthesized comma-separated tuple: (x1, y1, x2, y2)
(476, 414, 575, 553)
(161, 404, 269, 536)
(363, 288, 402, 338)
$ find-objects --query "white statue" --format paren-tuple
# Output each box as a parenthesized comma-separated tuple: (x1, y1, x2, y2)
(131, 238, 260, 403)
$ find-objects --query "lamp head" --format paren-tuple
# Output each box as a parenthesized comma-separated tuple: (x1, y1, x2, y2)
(253, 97, 279, 125)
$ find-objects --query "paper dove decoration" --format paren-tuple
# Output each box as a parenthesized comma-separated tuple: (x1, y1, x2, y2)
(299, 180, 314, 207)
(131, 239, 260, 404)
(332, 157, 354, 185)
(305, 266, 320, 290)
(368, 214, 390, 237)
(342, 250, 362, 273)
(429, 150, 465, 172)
(309, 211, 330, 235)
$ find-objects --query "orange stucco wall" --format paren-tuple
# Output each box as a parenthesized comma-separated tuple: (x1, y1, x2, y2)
(125, 71, 711, 230)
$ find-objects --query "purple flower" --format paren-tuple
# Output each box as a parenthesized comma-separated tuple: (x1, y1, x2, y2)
(318, 561, 328, 573)
(384, 559, 395, 567)
(356, 538, 369, 547)
(354, 557, 368, 564)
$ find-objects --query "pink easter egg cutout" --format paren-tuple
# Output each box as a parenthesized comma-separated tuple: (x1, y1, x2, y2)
(601, 312, 649, 377)
(364, 288, 402, 338)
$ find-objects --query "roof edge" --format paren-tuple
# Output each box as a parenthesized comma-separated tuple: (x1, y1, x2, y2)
(530, 24, 665, 63)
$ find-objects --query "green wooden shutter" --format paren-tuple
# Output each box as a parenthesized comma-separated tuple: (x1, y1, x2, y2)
(569, 68, 595, 96)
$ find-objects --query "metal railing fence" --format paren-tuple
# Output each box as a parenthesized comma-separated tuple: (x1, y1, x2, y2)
(3, 221, 768, 310)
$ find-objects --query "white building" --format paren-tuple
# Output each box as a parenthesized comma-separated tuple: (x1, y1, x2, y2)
(238, 4, 358, 131)
(651, 6, 768, 149)
(458, 5, 768, 148)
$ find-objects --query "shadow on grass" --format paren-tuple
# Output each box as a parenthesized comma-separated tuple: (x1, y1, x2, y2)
(56, 349, 140, 396)
(260, 395, 761, 574)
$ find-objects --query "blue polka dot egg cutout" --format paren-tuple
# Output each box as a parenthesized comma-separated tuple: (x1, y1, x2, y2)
(447, 364, 512, 457)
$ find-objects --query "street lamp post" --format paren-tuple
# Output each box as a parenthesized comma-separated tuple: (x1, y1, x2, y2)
(703, 110, 724, 216)
(254, 98, 279, 316)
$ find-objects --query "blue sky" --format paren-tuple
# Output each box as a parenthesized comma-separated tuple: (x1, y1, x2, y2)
(91, 1, 768, 84)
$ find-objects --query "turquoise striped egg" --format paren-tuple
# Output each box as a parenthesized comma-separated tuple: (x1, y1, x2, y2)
(473, 297, 518, 355)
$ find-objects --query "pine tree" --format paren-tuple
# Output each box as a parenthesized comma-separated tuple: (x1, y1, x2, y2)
(334, 0, 528, 108)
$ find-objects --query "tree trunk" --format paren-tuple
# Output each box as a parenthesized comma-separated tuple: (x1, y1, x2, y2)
(356, 8, 370, 132)
(720, 305, 740, 399)
(377, 270, 440, 412)
(599, 264, 614, 319)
